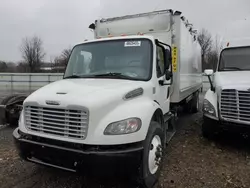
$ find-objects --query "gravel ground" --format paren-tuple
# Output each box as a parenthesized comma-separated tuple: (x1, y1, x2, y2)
(1, 96, 250, 188)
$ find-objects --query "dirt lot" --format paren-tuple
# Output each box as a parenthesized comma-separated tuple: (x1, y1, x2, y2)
(1, 104, 250, 188)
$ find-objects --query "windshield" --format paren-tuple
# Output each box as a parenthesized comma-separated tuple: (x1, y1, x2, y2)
(218, 47, 250, 71)
(64, 39, 152, 81)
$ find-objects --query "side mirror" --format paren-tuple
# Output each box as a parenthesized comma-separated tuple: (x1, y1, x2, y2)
(165, 49, 171, 70)
(165, 69, 172, 81)
(204, 69, 215, 92)
(204, 69, 214, 76)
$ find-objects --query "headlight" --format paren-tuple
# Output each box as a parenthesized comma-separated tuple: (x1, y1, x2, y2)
(104, 118, 142, 135)
(203, 99, 216, 116)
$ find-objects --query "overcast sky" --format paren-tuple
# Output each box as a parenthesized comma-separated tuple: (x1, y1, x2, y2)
(0, 0, 250, 62)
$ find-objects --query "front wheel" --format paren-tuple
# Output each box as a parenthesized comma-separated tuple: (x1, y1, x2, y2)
(139, 121, 164, 188)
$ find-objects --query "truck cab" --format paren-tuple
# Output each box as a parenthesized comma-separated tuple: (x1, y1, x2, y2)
(202, 38, 250, 138)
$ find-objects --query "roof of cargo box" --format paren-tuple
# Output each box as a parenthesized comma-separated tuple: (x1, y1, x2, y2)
(98, 9, 173, 23)
(81, 35, 155, 44)
(94, 9, 175, 38)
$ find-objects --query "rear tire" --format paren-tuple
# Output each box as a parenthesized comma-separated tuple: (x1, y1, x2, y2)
(183, 91, 200, 113)
(139, 121, 164, 188)
(1, 95, 19, 105)
(1, 95, 26, 127)
(191, 91, 200, 113)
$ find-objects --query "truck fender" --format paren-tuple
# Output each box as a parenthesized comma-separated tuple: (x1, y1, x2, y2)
(204, 89, 218, 117)
(96, 98, 162, 142)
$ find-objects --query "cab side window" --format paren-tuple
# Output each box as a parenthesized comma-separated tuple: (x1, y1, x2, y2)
(156, 46, 165, 78)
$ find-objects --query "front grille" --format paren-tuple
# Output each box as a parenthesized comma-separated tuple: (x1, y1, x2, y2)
(24, 106, 88, 139)
(220, 89, 250, 123)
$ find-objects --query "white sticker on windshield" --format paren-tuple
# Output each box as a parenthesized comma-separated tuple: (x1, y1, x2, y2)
(124, 41, 141, 47)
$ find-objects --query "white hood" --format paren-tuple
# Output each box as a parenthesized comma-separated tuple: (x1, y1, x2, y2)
(25, 78, 148, 109)
(215, 71, 250, 89)
(20, 78, 155, 145)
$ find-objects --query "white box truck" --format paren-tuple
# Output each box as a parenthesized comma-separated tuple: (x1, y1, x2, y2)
(13, 9, 202, 187)
(202, 38, 250, 138)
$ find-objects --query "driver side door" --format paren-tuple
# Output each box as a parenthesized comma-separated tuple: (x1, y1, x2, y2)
(155, 45, 171, 114)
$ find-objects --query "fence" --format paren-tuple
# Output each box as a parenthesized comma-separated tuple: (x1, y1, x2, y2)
(0, 73, 63, 95)
(0, 73, 210, 95)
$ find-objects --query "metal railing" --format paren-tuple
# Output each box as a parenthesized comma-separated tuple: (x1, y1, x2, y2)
(0, 73, 210, 96)
(0, 73, 63, 95)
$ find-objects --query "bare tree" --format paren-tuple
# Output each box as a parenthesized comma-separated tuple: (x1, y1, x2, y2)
(0, 61, 8, 72)
(16, 61, 29, 73)
(20, 36, 46, 72)
(198, 29, 213, 69)
(52, 47, 72, 72)
(60, 48, 72, 67)
(206, 35, 222, 71)
(206, 50, 218, 71)
(0, 61, 18, 72)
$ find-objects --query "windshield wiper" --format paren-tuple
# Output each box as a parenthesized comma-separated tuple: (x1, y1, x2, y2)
(222, 67, 242, 71)
(64, 75, 82, 79)
(92, 72, 132, 79)
(64, 73, 135, 80)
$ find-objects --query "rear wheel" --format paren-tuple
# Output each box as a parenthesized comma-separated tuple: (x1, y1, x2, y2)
(139, 121, 164, 188)
(191, 91, 200, 113)
(183, 90, 200, 113)
(1, 95, 26, 126)
(1, 95, 19, 105)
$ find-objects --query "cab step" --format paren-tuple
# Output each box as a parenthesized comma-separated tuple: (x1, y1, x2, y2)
(164, 112, 176, 144)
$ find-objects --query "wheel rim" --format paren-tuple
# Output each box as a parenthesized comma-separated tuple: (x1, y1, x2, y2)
(148, 135, 162, 174)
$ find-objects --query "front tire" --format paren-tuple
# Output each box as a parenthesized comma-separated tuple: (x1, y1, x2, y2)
(139, 121, 164, 188)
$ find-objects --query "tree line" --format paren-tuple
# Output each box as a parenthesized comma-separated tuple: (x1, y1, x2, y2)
(0, 35, 72, 73)
(0, 29, 220, 73)
(198, 29, 222, 71)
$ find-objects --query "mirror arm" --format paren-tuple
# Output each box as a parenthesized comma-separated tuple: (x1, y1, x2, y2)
(207, 75, 215, 92)
(159, 79, 172, 86)
(159, 70, 173, 86)
(155, 39, 172, 52)
(159, 80, 165, 85)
